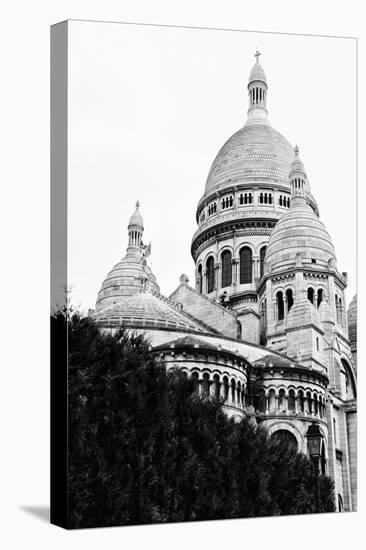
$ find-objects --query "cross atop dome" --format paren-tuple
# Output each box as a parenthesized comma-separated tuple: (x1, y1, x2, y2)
(248, 49, 267, 114)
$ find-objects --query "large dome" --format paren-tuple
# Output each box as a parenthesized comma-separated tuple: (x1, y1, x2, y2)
(205, 120, 294, 194)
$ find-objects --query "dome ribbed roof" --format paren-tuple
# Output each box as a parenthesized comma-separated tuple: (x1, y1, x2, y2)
(248, 59, 267, 84)
(347, 295, 357, 346)
(128, 201, 143, 228)
(95, 292, 212, 333)
(95, 249, 160, 311)
(265, 196, 336, 272)
(205, 122, 294, 194)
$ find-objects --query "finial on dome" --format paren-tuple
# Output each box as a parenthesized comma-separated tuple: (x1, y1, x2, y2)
(289, 145, 307, 200)
(248, 49, 267, 114)
(128, 200, 144, 249)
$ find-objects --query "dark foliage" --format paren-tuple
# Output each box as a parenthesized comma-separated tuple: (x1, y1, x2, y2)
(53, 309, 335, 528)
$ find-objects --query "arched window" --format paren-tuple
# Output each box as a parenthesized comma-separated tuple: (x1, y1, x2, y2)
(237, 321, 242, 340)
(298, 390, 305, 413)
(317, 288, 324, 307)
(223, 376, 229, 402)
(221, 250, 232, 288)
(278, 389, 286, 411)
(306, 391, 312, 414)
(260, 246, 267, 278)
(338, 297, 343, 326)
(256, 389, 266, 412)
(202, 373, 210, 398)
(277, 291, 284, 321)
(268, 389, 276, 412)
(288, 390, 296, 411)
(259, 192, 263, 204)
(191, 372, 199, 395)
(286, 288, 294, 312)
(231, 379, 236, 404)
(338, 494, 343, 512)
(239, 247, 252, 284)
(271, 430, 298, 452)
(313, 394, 318, 415)
(279, 195, 283, 206)
(198, 264, 203, 294)
(307, 287, 314, 304)
(335, 295, 339, 322)
(206, 256, 215, 294)
(213, 374, 220, 399)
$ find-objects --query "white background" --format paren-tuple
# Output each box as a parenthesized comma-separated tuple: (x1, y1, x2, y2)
(68, 21, 356, 310)
(0, 1, 364, 549)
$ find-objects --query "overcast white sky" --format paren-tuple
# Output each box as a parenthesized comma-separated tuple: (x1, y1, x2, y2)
(68, 21, 356, 311)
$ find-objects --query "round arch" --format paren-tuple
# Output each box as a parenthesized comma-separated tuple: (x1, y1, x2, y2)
(266, 421, 303, 452)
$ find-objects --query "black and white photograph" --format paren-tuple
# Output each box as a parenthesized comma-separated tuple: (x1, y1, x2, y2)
(51, 20, 357, 529)
(3, 2, 363, 548)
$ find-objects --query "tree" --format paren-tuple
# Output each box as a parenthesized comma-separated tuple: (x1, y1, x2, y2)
(52, 309, 335, 528)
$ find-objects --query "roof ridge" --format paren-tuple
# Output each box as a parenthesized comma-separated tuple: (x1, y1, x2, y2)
(153, 290, 221, 334)
(169, 283, 237, 318)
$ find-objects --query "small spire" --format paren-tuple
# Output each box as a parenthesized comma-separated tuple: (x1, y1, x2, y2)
(135, 200, 140, 209)
(254, 49, 261, 62)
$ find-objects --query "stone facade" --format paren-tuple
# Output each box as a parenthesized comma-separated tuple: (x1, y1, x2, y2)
(94, 52, 357, 512)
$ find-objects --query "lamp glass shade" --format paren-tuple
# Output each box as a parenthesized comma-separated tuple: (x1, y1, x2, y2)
(305, 423, 324, 458)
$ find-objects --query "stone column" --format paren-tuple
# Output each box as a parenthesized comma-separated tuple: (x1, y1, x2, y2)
(203, 269, 207, 294)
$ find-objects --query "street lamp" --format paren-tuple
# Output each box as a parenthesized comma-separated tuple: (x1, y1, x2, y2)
(305, 421, 324, 513)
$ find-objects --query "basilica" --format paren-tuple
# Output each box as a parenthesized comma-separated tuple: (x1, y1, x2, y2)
(93, 53, 357, 513)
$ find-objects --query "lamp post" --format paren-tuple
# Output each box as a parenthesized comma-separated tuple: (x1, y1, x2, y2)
(305, 421, 324, 513)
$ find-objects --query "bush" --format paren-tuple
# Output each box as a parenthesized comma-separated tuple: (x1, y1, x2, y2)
(52, 309, 335, 528)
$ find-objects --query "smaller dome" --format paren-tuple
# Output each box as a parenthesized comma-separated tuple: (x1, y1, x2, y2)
(347, 295, 357, 346)
(265, 199, 336, 273)
(265, 148, 336, 273)
(96, 202, 159, 311)
(248, 57, 267, 84)
(128, 201, 143, 228)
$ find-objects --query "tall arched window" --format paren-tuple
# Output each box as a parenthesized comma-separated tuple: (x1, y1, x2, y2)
(198, 264, 203, 294)
(317, 288, 324, 308)
(240, 247, 252, 284)
(298, 391, 305, 413)
(276, 291, 284, 321)
(286, 288, 294, 312)
(206, 256, 215, 294)
(221, 250, 232, 288)
(288, 390, 296, 411)
(260, 246, 267, 278)
(307, 287, 314, 304)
